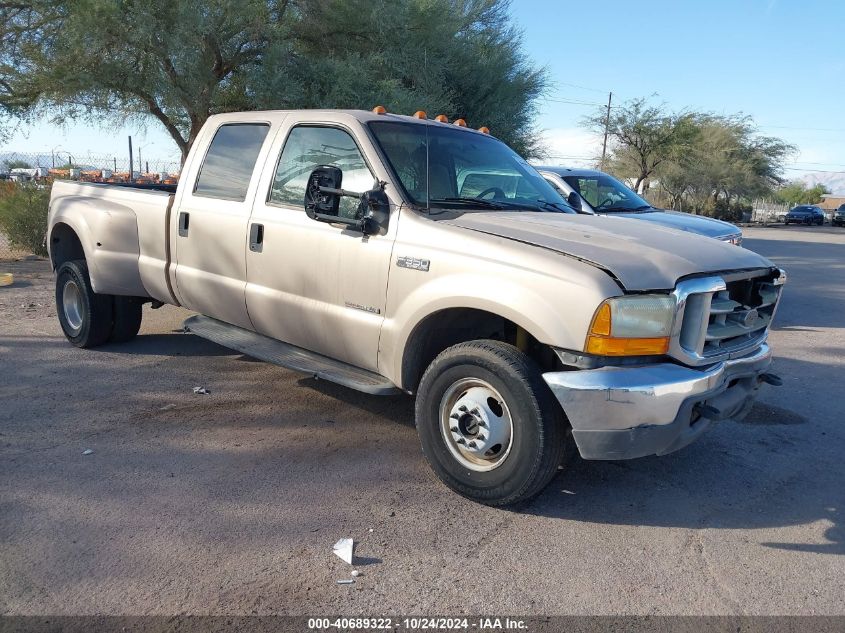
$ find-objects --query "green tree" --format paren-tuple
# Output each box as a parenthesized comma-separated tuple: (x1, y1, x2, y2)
(1, 0, 546, 161)
(585, 98, 694, 192)
(276, 0, 546, 156)
(1, 0, 293, 161)
(776, 181, 830, 205)
(652, 113, 793, 214)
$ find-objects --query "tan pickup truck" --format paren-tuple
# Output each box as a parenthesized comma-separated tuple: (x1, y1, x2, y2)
(47, 108, 785, 505)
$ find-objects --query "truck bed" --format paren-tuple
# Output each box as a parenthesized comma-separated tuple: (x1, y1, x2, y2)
(48, 180, 176, 302)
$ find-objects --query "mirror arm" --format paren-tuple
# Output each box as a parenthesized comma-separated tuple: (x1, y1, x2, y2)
(313, 212, 365, 230)
(318, 185, 362, 199)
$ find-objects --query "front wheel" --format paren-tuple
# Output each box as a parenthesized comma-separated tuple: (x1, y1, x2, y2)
(415, 340, 571, 506)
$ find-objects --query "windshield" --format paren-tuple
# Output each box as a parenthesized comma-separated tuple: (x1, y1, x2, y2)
(791, 206, 814, 213)
(561, 173, 652, 212)
(368, 121, 574, 213)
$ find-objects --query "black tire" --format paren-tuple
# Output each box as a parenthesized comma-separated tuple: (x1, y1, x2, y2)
(415, 340, 571, 506)
(109, 296, 143, 343)
(55, 260, 113, 348)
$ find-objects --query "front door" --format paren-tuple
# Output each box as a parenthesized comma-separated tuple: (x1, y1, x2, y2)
(173, 121, 272, 329)
(245, 122, 396, 371)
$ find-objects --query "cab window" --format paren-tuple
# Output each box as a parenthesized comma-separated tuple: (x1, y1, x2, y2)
(194, 123, 270, 201)
(269, 126, 375, 219)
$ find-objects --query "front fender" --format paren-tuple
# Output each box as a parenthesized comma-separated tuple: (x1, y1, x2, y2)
(379, 268, 616, 386)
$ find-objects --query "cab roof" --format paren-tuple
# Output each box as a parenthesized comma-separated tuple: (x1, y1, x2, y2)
(205, 108, 493, 138)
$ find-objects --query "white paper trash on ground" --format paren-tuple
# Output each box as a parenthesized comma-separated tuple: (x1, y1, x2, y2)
(332, 538, 355, 565)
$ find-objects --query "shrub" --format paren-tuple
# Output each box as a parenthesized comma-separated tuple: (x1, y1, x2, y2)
(711, 199, 752, 223)
(0, 181, 51, 257)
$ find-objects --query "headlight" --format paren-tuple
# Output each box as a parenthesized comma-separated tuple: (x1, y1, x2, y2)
(585, 295, 676, 356)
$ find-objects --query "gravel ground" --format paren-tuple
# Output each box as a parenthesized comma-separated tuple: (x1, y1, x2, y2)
(0, 225, 843, 616)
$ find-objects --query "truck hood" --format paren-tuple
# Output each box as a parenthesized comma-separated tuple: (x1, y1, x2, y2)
(609, 209, 739, 239)
(442, 212, 772, 291)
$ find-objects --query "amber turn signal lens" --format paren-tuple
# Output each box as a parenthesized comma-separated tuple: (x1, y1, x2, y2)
(435, 114, 449, 123)
(372, 105, 387, 114)
(590, 303, 612, 336)
(413, 110, 427, 119)
(585, 335, 670, 356)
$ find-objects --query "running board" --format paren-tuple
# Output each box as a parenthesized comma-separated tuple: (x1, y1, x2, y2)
(183, 315, 400, 396)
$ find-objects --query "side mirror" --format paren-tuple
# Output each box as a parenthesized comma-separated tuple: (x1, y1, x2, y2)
(567, 191, 583, 211)
(304, 166, 389, 235)
(304, 165, 342, 220)
(356, 188, 390, 235)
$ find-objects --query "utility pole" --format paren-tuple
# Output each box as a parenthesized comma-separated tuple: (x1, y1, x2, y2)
(600, 91, 613, 170)
(128, 136, 134, 182)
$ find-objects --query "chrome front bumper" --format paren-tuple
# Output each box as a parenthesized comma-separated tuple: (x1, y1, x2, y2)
(543, 345, 773, 460)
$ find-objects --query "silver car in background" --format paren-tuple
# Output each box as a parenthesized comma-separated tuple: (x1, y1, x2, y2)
(538, 167, 743, 245)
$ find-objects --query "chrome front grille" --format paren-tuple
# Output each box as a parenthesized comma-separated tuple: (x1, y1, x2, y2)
(670, 269, 786, 366)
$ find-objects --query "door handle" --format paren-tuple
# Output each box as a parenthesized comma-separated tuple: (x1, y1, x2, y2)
(249, 222, 264, 252)
(178, 212, 190, 237)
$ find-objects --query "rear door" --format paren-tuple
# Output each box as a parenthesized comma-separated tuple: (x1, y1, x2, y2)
(173, 120, 273, 329)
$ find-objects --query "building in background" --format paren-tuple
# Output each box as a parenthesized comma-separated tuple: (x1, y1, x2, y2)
(819, 194, 845, 213)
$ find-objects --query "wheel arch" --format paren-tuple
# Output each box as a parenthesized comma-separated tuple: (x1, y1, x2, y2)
(49, 221, 88, 270)
(398, 306, 564, 393)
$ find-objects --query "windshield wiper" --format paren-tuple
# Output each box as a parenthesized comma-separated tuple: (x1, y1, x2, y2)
(429, 197, 506, 209)
(430, 197, 574, 213)
(534, 199, 574, 213)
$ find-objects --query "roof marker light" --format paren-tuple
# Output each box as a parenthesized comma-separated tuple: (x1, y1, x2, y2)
(413, 110, 427, 119)
(478, 126, 490, 134)
(454, 118, 467, 127)
(372, 105, 387, 114)
(435, 114, 449, 123)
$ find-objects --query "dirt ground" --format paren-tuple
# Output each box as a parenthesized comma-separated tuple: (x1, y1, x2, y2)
(0, 226, 843, 616)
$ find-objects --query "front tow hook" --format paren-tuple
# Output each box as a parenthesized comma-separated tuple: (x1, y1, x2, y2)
(759, 373, 783, 387)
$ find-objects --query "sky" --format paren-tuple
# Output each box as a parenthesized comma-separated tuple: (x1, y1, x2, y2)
(2, 0, 844, 191)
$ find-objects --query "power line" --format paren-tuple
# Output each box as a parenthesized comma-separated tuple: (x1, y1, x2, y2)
(544, 96, 844, 135)
(555, 81, 610, 95)
(543, 97, 605, 107)
(782, 167, 845, 173)
(759, 125, 845, 133)
(787, 161, 845, 168)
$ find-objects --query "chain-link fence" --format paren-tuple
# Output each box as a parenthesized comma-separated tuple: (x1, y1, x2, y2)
(0, 230, 30, 260)
(1, 151, 181, 184)
(750, 199, 790, 224)
(1, 151, 183, 260)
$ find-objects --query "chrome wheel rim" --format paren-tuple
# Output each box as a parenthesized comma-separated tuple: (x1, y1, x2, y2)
(62, 279, 84, 333)
(439, 377, 513, 472)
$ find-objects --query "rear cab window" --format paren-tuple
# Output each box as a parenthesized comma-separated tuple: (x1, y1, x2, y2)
(194, 123, 270, 201)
